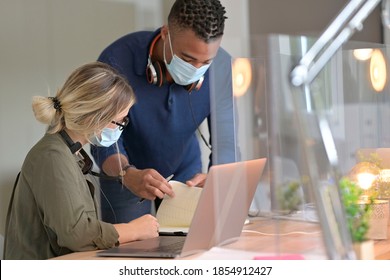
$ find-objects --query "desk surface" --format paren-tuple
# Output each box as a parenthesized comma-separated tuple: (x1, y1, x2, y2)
(53, 217, 390, 260)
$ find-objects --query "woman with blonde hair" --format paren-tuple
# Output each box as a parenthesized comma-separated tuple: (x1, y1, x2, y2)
(4, 61, 161, 259)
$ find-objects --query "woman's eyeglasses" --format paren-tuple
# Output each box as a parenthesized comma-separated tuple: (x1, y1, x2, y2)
(111, 116, 130, 131)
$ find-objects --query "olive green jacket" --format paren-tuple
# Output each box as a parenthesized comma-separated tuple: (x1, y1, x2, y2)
(4, 133, 119, 259)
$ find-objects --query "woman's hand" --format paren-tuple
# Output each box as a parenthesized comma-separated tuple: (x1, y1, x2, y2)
(114, 214, 160, 244)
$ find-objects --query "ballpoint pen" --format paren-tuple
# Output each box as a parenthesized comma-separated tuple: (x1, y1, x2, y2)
(137, 174, 174, 204)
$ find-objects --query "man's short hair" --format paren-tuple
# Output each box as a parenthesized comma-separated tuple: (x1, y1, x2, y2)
(168, 0, 227, 42)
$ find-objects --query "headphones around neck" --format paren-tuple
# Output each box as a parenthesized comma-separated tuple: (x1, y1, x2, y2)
(146, 33, 204, 92)
(59, 130, 122, 182)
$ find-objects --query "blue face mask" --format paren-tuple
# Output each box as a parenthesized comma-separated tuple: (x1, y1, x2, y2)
(90, 126, 123, 147)
(164, 31, 211, 86)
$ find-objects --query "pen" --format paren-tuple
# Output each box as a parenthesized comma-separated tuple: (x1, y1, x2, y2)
(165, 174, 174, 182)
(137, 174, 174, 204)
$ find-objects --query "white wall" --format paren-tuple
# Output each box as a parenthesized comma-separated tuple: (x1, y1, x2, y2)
(0, 0, 162, 258)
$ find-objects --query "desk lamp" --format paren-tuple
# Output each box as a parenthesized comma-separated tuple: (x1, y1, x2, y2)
(287, 0, 390, 259)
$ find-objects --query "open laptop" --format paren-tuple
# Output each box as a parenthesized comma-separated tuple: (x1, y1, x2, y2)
(96, 158, 267, 258)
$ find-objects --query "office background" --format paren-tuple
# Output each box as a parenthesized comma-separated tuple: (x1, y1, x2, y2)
(0, 0, 384, 259)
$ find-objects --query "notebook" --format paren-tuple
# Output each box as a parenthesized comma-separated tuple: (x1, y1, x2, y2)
(96, 158, 267, 258)
(156, 180, 202, 235)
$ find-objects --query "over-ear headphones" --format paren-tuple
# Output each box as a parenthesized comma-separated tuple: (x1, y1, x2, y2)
(59, 130, 122, 182)
(146, 33, 204, 92)
(59, 130, 82, 154)
(146, 34, 165, 87)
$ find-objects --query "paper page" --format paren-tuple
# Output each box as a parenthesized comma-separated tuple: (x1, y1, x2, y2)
(156, 180, 202, 231)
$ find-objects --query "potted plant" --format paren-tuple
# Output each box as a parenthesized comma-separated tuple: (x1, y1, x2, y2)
(339, 177, 375, 259)
(276, 180, 303, 214)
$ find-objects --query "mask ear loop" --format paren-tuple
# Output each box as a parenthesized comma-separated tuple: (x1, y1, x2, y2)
(163, 31, 170, 66)
(167, 30, 174, 59)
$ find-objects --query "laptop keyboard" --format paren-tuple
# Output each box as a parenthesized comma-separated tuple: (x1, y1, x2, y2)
(148, 239, 184, 253)
(123, 239, 186, 258)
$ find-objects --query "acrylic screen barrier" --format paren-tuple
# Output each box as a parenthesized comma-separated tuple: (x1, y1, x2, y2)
(209, 33, 390, 259)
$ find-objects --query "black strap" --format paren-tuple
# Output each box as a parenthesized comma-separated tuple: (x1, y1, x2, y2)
(59, 130, 122, 182)
(3, 172, 20, 259)
(59, 130, 82, 154)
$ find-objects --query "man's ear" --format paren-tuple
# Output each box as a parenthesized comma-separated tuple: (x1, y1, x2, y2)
(160, 25, 169, 40)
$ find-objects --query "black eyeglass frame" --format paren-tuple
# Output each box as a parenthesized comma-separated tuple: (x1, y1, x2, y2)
(111, 116, 130, 131)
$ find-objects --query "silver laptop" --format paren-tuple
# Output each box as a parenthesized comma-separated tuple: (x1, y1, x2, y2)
(96, 158, 267, 258)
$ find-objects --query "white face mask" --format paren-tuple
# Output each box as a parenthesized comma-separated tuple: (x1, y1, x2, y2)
(164, 31, 210, 86)
(90, 126, 123, 147)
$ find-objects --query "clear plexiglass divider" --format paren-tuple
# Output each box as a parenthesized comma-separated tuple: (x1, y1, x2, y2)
(209, 33, 390, 259)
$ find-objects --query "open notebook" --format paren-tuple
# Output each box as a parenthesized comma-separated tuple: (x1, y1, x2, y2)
(97, 158, 267, 258)
(156, 180, 202, 235)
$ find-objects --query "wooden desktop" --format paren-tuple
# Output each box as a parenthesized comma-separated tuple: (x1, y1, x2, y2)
(52, 217, 390, 260)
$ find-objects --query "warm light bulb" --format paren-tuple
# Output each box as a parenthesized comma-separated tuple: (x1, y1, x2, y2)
(348, 161, 381, 192)
(232, 58, 252, 97)
(357, 172, 377, 190)
(235, 73, 244, 86)
(370, 49, 387, 92)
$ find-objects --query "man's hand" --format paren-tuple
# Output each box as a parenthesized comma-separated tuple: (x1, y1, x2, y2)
(124, 168, 175, 200)
(186, 173, 207, 187)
